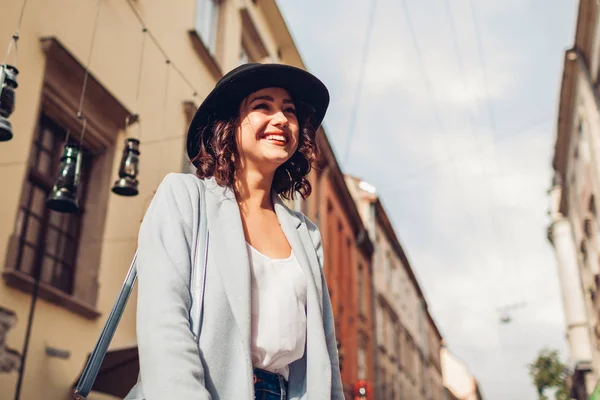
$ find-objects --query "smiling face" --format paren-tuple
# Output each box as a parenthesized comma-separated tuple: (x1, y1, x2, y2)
(236, 87, 300, 176)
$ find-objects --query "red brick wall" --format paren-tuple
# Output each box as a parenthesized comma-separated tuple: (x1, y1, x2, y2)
(306, 167, 375, 398)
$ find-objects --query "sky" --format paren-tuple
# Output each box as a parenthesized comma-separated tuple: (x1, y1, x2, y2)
(277, 0, 578, 398)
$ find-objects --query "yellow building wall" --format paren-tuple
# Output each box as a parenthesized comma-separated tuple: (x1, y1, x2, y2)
(0, 0, 300, 398)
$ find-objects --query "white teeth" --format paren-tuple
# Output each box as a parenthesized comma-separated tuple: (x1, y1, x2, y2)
(265, 135, 286, 142)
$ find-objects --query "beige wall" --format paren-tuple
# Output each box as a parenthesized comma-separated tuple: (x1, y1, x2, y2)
(373, 222, 427, 398)
(559, 62, 600, 379)
(441, 348, 480, 400)
(0, 0, 304, 398)
(426, 315, 444, 400)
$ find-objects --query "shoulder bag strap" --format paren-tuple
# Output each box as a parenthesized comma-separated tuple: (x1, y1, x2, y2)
(74, 252, 138, 399)
(74, 180, 209, 399)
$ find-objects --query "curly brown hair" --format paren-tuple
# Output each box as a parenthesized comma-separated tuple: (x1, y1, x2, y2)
(190, 100, 319, 200)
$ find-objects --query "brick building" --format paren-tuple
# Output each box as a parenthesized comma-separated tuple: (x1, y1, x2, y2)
(301, 133, 376, 399)
(345, 176, 445, 400)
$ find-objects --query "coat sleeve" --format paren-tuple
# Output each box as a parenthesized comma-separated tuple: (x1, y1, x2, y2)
(306, 220, 345, 399)
(135, 173, 211, 399)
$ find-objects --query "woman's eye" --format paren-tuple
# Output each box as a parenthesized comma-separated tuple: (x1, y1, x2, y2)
(253, 103, 269, 110)
(285, 107, 297, 115)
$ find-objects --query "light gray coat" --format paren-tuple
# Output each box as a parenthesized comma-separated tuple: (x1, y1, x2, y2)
(124, 173, 344, 399)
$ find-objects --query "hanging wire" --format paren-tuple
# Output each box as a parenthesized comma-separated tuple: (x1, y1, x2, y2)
(67, 0, 102, 193)
(192, 91, 199, 107)
(3, 34, 19, 67)
(468, 0, 499, 147)
(2, 0, 29, 66)
(160, 60, 171, 134)
(155, 59, 171, 185)
(467, 0, 523, 307)
(342, 0, 379, 166)
(442, 0, 485, 172)
(79, 118, 88, 145)
(124, 0, 201, 101)
(129, 27, 148, 140)
(76, 0, 103, 121)
(398, 0, 460, 192)
(63, 129, 72, 146)
(73, 118, 87, 193)
(135, 29, 148, 106)
(396, 0, 517, 314)
(382, 116, 552, 195)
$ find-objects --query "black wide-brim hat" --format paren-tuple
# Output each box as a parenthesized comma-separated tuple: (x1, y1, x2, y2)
(186, 63, 330, 161)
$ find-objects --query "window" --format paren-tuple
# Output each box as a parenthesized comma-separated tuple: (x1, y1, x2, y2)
(396, 326, 402, 367)
(578, 120, 591, 163)
(240, 8, 270, 64)
(195, 0, 221, 54)
(384, 251, 392, 284)
(413, 342, 419, 379)
(392, 263, 400, 299)
(585, 219, 593, 239)
(358, 263, 365, 315)
(376, 303, 384, 344)
(581, 240, 588, 265)
(358, 346, 366, 380)
(4, 38, 131, 319)
(239, 44, 250, 65)
(14, 115, 91, 294)
(387, 314, 395, 355)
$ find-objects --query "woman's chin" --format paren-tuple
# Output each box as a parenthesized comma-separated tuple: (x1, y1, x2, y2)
(261, 149, 293, 166)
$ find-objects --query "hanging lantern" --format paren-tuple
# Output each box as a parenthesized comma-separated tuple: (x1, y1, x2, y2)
(0, 64, 19, 142)
(46, 143, 82, 213)
(111, 137, 140, 196)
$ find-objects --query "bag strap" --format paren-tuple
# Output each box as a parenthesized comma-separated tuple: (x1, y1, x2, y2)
(74, 253, 139, 399)
(74, 180, 209, 399)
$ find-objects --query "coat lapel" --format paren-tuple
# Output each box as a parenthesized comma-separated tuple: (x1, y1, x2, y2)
(203, 179, 330, 398)
(273, 195, 330, 399)
(272, 195, 323, 312)
(203, 178, 252, 362)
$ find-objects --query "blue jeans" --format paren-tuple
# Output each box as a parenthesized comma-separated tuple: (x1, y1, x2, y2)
(253, 367, 288, 400)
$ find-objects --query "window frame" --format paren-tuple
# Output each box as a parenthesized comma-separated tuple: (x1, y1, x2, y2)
(239, 7, 270, 64)
(3, 37, 132, 320)
(195, 0, 222, 55)
(13, 114, 92, 295)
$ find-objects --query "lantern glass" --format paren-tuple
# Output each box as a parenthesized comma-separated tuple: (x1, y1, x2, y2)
(46, 143, 82, 213)
(0, 64, 19, 142)
(112, 138, 141, 196)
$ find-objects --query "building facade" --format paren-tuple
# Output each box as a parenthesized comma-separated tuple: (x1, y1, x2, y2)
(441, 348, 484, 400)
(426, 313, 444, 400)
(549, 0, 600, 397)
(302, 134, 376, 399)
(0, 0, 342, 398)
(345, 176, 445, 400)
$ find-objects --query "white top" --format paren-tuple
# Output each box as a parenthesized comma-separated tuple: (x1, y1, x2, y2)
(246, 242, 307, 380)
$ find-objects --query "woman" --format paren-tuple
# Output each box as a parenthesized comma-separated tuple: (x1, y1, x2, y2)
(125, 63, 344, 400)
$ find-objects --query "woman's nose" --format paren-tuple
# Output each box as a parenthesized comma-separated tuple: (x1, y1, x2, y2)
(271, 110, 289, 127)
